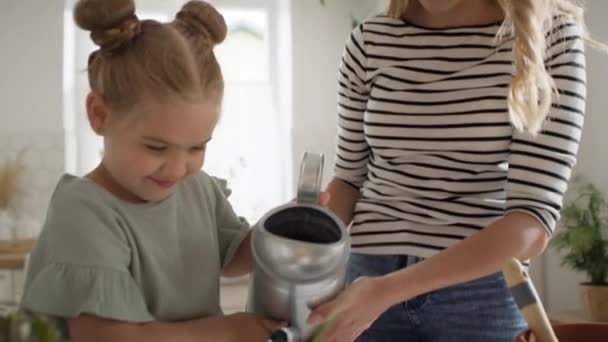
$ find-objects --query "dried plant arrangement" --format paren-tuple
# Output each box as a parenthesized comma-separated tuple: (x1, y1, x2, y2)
(0, 149, 27, 211)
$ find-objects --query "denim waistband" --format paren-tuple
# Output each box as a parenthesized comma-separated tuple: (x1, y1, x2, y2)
(403, 254, 423, 267)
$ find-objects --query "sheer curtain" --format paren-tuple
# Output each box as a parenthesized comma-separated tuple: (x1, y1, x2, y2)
(63, 0, 292, 222)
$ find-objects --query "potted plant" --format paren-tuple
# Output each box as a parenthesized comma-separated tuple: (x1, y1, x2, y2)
(553, 176, 608, 322)
(0, 310, 64, 342)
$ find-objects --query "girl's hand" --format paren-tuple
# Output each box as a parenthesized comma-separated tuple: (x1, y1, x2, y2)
(307, 276, 391, 342)
(225, 313, 285, 342)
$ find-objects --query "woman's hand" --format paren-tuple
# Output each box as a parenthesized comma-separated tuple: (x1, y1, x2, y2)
(319, 191, 331, 207)
(225, 313, 285, 342)
(308, 276, 392, 342)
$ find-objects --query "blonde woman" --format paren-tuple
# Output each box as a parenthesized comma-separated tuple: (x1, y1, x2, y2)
(308, 0, 599, 341)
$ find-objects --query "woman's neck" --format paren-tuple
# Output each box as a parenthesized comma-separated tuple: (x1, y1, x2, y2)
(404, 0, 504, 29)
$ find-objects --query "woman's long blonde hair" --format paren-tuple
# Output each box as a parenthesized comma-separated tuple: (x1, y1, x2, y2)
(388, 0, 604, 134)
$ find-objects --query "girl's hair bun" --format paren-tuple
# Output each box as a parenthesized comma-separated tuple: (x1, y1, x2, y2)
(74, 0, 140, 50)
(174, 1, 228, 45)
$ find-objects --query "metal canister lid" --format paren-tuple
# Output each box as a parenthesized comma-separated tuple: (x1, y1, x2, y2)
(269, 327, 298, 342)
(296, 152, 324, 205)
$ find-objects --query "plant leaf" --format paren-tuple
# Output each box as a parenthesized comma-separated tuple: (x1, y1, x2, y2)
(552, 175, 608, 284)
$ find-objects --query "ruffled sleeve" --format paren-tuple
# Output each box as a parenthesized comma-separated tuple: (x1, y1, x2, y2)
(20, 178, 154, 323)
(21, 263, 154, 322)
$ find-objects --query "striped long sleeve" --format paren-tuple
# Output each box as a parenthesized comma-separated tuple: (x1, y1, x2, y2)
(331, 15, 587, 256)
(334, 24, 371, 188)
(506, 20, 586, 234)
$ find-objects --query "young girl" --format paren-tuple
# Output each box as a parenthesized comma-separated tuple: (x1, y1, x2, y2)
(20, 0, 282, 341)
(308, 0, 602, 341)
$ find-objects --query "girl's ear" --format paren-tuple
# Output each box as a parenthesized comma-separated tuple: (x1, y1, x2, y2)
(86, 92, 109, 135)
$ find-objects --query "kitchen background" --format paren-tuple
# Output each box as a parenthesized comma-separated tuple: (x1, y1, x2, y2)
(0, 0, 607, 317)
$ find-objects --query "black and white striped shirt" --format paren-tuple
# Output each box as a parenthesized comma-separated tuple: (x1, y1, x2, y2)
(333, 15, 586, 257)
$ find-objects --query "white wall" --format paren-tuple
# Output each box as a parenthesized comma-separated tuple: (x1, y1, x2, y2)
(290, 0, 385, 188)
(0, 1, 64, 134)
(0, 0, 64, 303)
(580, 1, 608, 192)
(0, 0, 64, 225)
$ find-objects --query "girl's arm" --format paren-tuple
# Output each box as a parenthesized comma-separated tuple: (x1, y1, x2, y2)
(221, 231, 252, 277)
(69, 312, 281, 342)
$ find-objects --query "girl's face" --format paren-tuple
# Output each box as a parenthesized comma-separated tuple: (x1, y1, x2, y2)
(90, 96, 220, 202)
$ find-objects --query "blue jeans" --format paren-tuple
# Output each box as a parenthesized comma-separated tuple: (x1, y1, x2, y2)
(347, 254, 527, 342)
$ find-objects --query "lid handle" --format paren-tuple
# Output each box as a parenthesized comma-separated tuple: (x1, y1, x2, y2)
(296, 152, 324, 205)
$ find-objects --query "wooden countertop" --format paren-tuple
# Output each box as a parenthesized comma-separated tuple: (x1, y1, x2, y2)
(0, 239, 34, 270)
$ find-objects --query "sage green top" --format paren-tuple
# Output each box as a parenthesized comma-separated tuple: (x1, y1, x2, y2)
(20, 172, 249, 328)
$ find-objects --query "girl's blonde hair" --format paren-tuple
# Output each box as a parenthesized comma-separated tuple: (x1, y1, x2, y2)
(388, 0, 603, 134)
(172, 1, 227, 99)
(74, 0, 226, 113)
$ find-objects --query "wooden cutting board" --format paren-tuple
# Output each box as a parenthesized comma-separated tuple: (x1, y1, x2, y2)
(0, 239, 34, 270)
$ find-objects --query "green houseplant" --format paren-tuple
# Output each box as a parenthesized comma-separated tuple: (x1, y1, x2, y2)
(553, 176, 608, 321)
(0, 310, 64, 342)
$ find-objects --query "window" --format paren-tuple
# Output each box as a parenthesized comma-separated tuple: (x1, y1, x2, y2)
(63, 0, 292, 222)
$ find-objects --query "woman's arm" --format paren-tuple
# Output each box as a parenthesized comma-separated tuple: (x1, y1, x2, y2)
(309, 212, 549, 341)
(69, 312, 281, 342)
(330, 20, 371, 218)
(325, 177, 360, 226)
(379, 211, 548, 306)
(375, 17, 587, 308)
